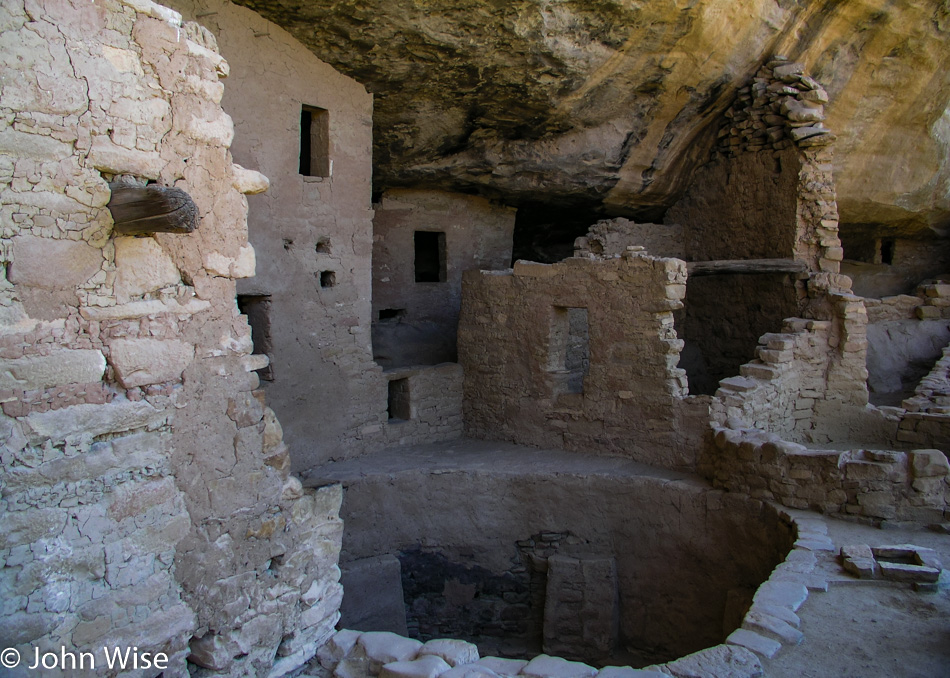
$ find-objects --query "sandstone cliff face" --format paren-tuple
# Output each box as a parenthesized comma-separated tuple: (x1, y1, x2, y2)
(235, 0, 949, 233)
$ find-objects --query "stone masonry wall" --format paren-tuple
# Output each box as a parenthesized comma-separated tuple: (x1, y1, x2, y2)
(381, 363, 464, 448)
(708, 285, 875, 446)
(666, 57, 842, 274)
(372, 189, 515, 369)
(0, 1, 343, 675)
(458, 255, 709, 470)
(573, 218, 684, 259)
(169, 0, 385, 470)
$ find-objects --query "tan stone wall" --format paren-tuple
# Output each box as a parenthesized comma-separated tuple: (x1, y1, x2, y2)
(372, 189, 515, 368)
(0, 1, 343, 675)
(573, 217, 685, 259)
(168, 0, 386, 470)
(703, 426, 949, 523)
(458, 255, 708, 470)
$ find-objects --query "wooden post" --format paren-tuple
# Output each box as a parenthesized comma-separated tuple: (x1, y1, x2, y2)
(107, 183, 199, 235)
(686, 259, 807, 276)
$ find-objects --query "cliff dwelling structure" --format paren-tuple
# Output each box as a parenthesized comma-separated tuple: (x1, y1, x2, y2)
(2, 0, 950, 677)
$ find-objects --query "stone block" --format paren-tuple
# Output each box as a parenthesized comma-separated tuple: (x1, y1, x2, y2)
(597, 668, 668, 678)
(419, 639, 479, 667)
(660, 644, 762, 678)
(88, 135, 164, 178)
(381, 655, 452, 678)
(910, 450, 950, 478)
(725, 628, 782, 659)
(9, 235, 102, 290)
(108, 338, 194, 388)
(0, 350, 105, 391)
(877, 561, 940, 583)
(521, 655, 597, 678)
(441, 666, 501, 678)
(340, 555, 408, 636)
(113, 236, 181, 303)
(741, 610, 804, 645)
(752, 580, 808, 611)
(24, 398, 165, 443)
(358, 632, 423, 669)
(475, 657, 528, 676)
(232, 163, 270, 194)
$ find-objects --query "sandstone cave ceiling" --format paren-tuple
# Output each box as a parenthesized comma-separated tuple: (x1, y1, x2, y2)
(235, 0, 950, 235)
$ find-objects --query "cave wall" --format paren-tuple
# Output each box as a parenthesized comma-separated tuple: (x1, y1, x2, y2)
(0, 1, 343, 675)
(458, 256, 708, 470)
(371, 189, 515, 369)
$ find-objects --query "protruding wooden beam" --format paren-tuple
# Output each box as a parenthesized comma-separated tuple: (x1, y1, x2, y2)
(686, 258, 807, 276)
(107, 183, 198, 235)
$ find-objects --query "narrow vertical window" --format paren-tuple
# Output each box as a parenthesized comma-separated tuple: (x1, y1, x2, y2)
(880, 238, 896, 265)
(550, 306, 589, 394)
(388, 378, 411, 420)
(236, 294, 274, 381)
(299, 105, 330, 177)
(414, 231, 446, 282)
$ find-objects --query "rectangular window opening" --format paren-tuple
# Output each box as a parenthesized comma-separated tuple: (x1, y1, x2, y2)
(388, 378, 411, 420)
(319, 271, 336, 288)
(236, 294, 274, 381)
(414, 231, 446, 283)
(880, 238, 896, 265)
(550, 306, 589, 395)
(299, 105, 330, 177)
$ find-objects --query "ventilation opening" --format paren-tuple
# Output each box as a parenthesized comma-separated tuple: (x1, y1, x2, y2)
(236, 294, 274, 381)
(379, 308, 406, 321)
(550, 307, 589, 395)
(414, 231, 446, 283)
(299, 105, 330, 177)
(316, 237, 331, 254)
(880, 238, 896, 265)
(320, 271, 336, 288)
(388, 378, 411, 421)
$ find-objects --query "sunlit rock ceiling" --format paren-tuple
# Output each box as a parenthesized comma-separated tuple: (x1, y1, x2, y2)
(234, 0, 950, 234)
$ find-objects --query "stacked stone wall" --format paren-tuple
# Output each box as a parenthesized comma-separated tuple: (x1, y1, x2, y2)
(381, 364, 464, 447)
(704, 426, 949, 524)
(666, 57, 842, 274)
(573, 218, 684, 259)
(458, 254, 709, 470)
(372, 189, 515, 369)
(0, 1, 343, 675)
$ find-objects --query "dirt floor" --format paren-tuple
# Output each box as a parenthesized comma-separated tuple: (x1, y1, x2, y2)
(765, 518, 950, 678)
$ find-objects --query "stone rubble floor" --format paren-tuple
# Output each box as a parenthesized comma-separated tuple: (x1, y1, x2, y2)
(304, 439, 950, 678)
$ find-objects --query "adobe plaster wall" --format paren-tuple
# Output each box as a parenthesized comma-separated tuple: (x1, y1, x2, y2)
(337, 466, 792, 665)
(0, 1, 343, 675)
(169, 0, 386, 470)
(458, 256, 709, 470)
(372, 189, 515, 369)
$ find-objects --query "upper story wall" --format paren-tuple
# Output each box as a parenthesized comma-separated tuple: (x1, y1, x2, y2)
(458, 255, 708, 470)
(372, 189, 514, 368)
(169, 0, 384, 469)
(0, 1, 343, 674)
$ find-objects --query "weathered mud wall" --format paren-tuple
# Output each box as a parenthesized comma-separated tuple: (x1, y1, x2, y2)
(0, 1, 342, 675)
(458, 256, 708, 470)
(167, 0, 385, 470)
(372, 189, 514, 368)
(338, 468, 793, 666)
